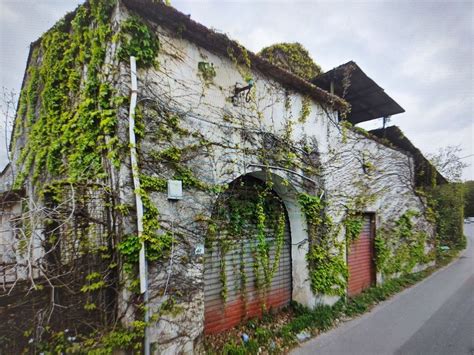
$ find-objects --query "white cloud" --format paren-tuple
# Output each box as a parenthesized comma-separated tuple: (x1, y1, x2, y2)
(0, 2, 20, 24)
(399, 38, 456, 84)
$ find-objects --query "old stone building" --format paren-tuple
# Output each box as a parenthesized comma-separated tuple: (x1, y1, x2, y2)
(0, 0, 444, 353)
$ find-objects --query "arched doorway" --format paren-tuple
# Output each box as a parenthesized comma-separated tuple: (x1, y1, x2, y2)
(204, 175, 292, 334)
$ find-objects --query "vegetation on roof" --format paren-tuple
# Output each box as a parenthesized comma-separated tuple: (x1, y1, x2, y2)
(258, 42, 323, 81)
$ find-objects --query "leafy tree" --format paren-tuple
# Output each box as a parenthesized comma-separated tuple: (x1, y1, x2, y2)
(427, 145, 468, 182)
(430, 183, 465, 247)
(426, 146, 468, 246)
(258, 42, 322, 81)
(463, 180, 474, 217)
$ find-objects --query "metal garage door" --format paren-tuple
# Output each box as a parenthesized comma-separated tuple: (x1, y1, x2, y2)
(347, 214, 375, 297)
(204, 176, 292, 334)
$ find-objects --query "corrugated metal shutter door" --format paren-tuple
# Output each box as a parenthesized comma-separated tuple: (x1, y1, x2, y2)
(204, 178, 292, 334)
(347, 214, 375, 297)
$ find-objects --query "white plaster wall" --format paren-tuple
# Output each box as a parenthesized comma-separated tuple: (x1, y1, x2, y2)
(0, 3, 438, 350)
(322, 124, 433, 232)
(0, 203, 20, 264)
(114, 6, 435, 353)
(0, 201, 31, 283)
(122, 20, 328, 353)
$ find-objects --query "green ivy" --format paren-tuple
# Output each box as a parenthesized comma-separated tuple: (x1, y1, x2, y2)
(208, 180, 287, 305)
(307, 242, 348, 297)
(197, 61, 217, 85)
(227, 43, 252, 81)
(8, 4, 141, 347)
(118, 15, 160, 68)
(374, 211, 432, 278)
(298, 96, 312, 123)
(13, 0, 119, 189)
(344, 215, 364, 243)
(118, 193, 173, 268)
(297, 193, 324, 228)
(32, 320, 144, 354)
(340, 120, 352, 144)
(298, 193, 348, 296)
(427, 183, 465, 249)
(139, 174, 167, 192)
(374, 230, 390, 274)
(254, 194, 286, 291)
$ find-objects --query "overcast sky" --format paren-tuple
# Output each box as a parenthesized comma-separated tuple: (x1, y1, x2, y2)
(0, 0, 472, 180)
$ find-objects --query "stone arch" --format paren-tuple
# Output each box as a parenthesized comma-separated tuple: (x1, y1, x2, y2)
(203, 169, 317, 334)
(245, 169, 317, 308)
(203, 174, 291, 333)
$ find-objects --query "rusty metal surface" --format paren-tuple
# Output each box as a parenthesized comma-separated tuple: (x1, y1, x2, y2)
(203, 179, 292, 334)
(204, 231, 292, 334)
(347, 214, 375, 297)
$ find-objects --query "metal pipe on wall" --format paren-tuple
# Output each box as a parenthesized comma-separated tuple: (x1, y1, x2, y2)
(128, 56, 150, 355)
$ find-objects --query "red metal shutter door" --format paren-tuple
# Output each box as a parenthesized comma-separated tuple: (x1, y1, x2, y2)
(203, 178, 292, 334)
(347, 214, 375, 297)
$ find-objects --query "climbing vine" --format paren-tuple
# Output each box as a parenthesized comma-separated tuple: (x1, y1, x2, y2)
(227, 43, 253, 82)
(374, 211, 432, 278)
(427, 183, 465, 249)
(298, 96, 312, 123)
(298, 193, 348, 296)
(197, 61, 216, 85)
(207, 178, 287, 306)
(7, 0, 165, 351)
(117, 15, 160, 68)
(254, 194, 286, 291)
(344, 215, 364, 243)
(13, 0, 118, 188)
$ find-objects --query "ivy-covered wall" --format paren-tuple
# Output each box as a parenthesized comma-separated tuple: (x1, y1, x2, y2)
(1, 0, 438, 353)
(114, 5, 437, 351)
(322, 122, 436, 284)
(119, 14, 328, 353)
(2, 0, 153, 352)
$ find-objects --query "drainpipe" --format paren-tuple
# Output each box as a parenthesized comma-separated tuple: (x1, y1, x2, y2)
(128, 56, 150, 355)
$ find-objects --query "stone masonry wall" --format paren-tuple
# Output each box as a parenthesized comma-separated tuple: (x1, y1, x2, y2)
(0, 2, 435, 352)
(112, 6, 435, 353)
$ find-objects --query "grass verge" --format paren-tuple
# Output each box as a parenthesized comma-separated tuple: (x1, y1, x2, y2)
(204, 244, 465, 354)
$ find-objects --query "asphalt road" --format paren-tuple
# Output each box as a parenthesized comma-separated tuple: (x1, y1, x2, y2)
(292, 222, 474, 355)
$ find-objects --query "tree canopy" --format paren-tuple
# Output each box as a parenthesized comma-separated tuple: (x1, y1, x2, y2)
(463, 180, 474, 217)
(427, 145, 467, 182)
(258, 42, 322, 81)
